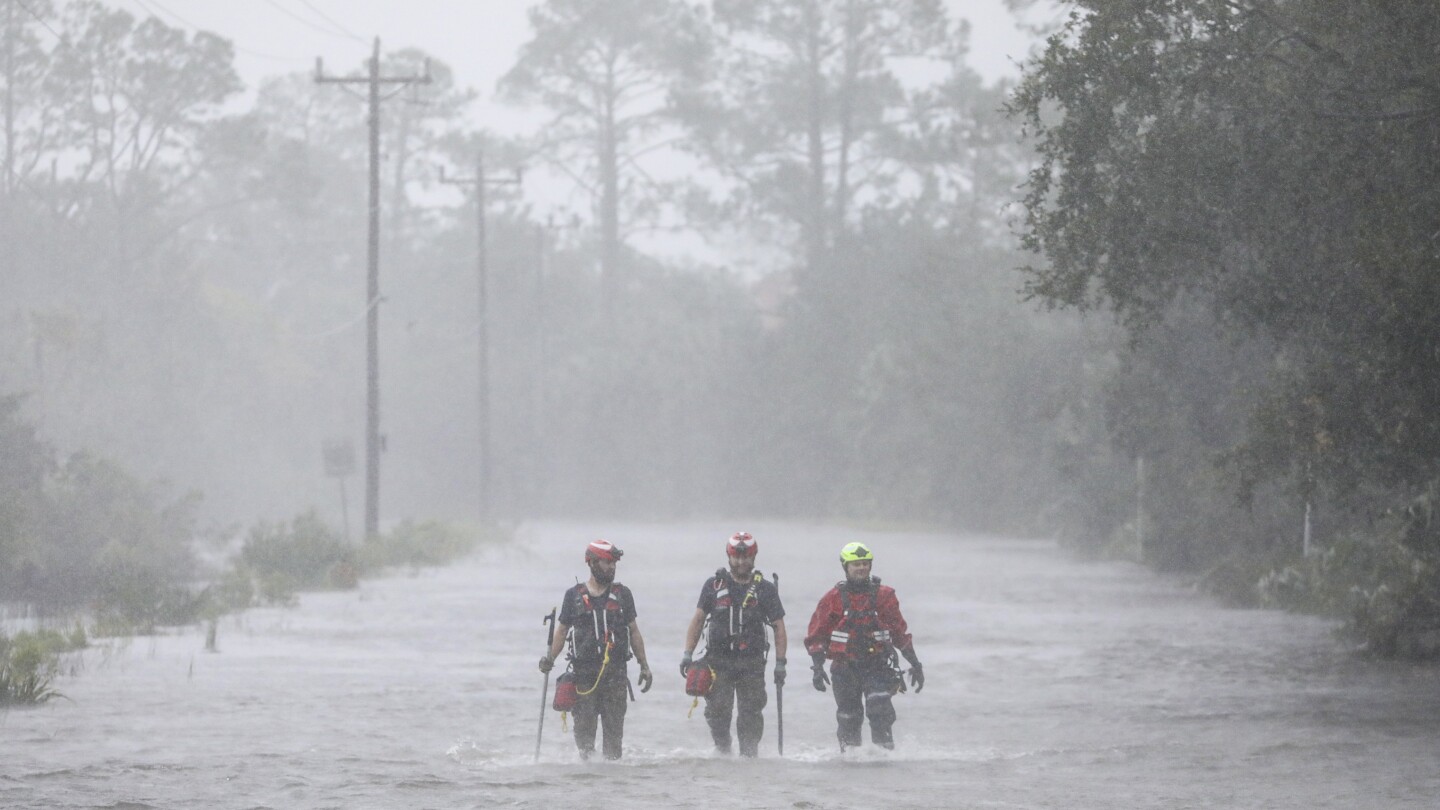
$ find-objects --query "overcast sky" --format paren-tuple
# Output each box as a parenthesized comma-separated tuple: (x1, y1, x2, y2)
(105, 0, 1049, 132)
(95, 0, 1051, 269)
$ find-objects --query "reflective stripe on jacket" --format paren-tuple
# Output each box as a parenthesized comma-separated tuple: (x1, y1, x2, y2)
(804, 579, 912, 661)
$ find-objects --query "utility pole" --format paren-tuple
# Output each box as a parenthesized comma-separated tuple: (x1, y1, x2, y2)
(4, 0, 17, 196)
(1136, 455, 1146, 563)
(1301, 462, 1315, 557)
(531, 214, 575, 518)
(315, 38, 430, 542)
(533, 221, 550, 516)
(439, 151, 520, 523)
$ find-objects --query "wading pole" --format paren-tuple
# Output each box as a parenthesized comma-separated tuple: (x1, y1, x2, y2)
(774, 572, 783, 756)
(536, 607, 557, 762)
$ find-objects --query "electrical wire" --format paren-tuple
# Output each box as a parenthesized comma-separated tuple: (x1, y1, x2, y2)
(131, 0, 208, 33)
(129, 0, 309, 63)
(13, 0, 64, 42)
(294, 0, 360, 41)
(262, 0, 363, 43)
(285, 294, 383, 339)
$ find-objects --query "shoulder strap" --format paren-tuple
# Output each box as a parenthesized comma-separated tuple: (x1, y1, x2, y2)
(737, 572, 761, 606)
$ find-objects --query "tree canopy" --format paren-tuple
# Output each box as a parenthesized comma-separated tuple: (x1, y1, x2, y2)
(1012, 0, 1440, 502)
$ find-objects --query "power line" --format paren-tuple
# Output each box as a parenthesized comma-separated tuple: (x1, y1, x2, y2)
(286, 294, 382, 339)
(263, 0, 362, 43)
(129, 0, 309, 63)
(132, 0, 207, 33)
(13, 0, 64, 42)
(294, 0, 360, 41)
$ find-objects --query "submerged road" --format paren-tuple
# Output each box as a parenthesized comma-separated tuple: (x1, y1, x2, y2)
(5, 521, 1439, 808)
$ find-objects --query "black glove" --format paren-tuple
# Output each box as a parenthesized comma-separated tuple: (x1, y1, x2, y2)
(638, 665, 654, 693)
(538, 655, 554, 674)
(810, 652, 830, 692)
(774, 658, 787, 687)
(680, 652, 692, 678)
(901, 648, 923, 693)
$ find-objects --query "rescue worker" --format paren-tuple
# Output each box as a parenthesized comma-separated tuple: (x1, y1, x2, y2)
(681, 531, 787, 757)
(539, 539, 654, 760)
(805, 541, 924, 751)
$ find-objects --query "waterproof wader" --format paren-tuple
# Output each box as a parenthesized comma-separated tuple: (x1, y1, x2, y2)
(831, 657, 898, 749)
(703, 655, 768, 756)
(572, 664, 629, 760)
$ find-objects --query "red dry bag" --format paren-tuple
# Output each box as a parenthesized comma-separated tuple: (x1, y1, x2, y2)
(685, 661, 715, 697)
(552, 672, 579, 712)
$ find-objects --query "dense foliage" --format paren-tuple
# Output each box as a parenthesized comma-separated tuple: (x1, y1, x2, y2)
(0, 395, 200, 625)
(1012, 0, 1440, 654)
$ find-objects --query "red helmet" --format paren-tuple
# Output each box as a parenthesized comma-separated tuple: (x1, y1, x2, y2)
(585, 539, 623, 562)
(727, 531, 757, 558)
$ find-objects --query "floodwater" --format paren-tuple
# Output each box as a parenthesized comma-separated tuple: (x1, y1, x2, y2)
(4, 522, 1439, 809)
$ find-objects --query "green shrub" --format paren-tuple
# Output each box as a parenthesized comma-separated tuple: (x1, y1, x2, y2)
(239, 510, 351, 602)
(1334, 541, 1440, 659)
(0, 629, 82, 706)
(254, 569, 301, 607)
(356, 519, 489, 572)
(213, 515, 501, 609)
(95, 574, 209, 634)
(1252, 509, 1440, 660)
(1200, 552, 1286, 609)
(0, 664, 63, 705)
(207, 564, 256, 614)
(37, 454, 199, 613)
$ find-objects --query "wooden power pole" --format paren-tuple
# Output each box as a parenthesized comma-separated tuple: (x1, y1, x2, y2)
(315, 39, 429, 542)
(439, 151, 520, 523)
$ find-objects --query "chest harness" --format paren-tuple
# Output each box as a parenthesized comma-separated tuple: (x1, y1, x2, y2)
(706, 569, 768, 655)
(566, 583, 632, 692)
(826, 577, 894, 659)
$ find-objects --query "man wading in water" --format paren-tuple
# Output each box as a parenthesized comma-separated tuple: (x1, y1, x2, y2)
(805, 541, 924, 751)
(539, 540, 654, 760)
(680, 531, 787, 757)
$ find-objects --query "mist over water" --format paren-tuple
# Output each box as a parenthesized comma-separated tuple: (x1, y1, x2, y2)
(4, 522, 1438, 809)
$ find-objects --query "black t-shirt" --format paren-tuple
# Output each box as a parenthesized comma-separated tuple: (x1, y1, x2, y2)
(559, 582, 637, 665)
(697, 570, 784, 657)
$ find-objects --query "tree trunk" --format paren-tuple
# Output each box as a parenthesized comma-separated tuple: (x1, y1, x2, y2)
(598, 53, 623, 313)
(803, 0, 827, 279)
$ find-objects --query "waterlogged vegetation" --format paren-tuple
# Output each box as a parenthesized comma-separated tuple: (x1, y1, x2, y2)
(235, 513, 493, 608)
(0, 627, 85, 706)
(1256, 497, 1440, 659)
(1, 391, 497, 630)
(0, 496, 498, 701)
(0, 394, 497, 697)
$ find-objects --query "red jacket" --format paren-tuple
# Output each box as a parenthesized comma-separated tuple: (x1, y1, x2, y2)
(805, 579, 913, 661)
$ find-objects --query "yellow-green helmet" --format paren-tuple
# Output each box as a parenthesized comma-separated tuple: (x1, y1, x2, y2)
(839, 542, 873, 564)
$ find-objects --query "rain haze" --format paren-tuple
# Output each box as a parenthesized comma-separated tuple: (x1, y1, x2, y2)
(4, 1, 1440, 809)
